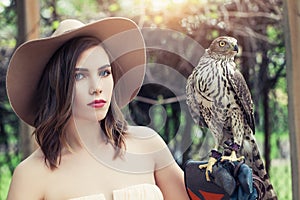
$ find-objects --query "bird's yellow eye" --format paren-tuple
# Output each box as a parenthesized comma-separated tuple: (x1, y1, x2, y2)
(219, 41, 226, 47)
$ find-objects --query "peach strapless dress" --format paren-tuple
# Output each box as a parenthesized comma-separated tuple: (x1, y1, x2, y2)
(69, 184, 163, 200)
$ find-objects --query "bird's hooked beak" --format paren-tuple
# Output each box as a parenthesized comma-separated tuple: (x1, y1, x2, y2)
(233, 44, 239, 53)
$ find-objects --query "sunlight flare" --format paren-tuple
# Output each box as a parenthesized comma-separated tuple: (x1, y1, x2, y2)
(149, 0, 187, 12)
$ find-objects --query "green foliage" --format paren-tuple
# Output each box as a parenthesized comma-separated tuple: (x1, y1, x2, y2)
(0, 112, 21, 200)
(0, 165, 12, 200)
(0, 0, 16, 47)
(108, 3, 120, 12)
(56, 0, 98, 18)
(270, 161, 292, 200)
(255, 131, 289, 160)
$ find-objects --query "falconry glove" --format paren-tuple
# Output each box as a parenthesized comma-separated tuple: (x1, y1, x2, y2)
(184, 159, 265, 200)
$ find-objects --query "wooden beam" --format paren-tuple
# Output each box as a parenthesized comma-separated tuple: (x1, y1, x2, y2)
(16, 0, 40, 158)
(283, 0, 300, 199)
(17, 0, 40, 42)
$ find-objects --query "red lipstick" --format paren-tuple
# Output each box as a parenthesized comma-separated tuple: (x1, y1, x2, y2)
(88, 99, 106, 108)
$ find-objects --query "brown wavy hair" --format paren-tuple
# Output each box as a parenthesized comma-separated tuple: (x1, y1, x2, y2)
(33, 37, 127, 169)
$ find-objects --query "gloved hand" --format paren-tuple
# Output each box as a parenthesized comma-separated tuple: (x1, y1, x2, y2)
(209, 160, 259, 200)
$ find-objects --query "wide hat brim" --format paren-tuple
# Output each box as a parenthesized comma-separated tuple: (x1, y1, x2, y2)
(6, 17, 146, 127)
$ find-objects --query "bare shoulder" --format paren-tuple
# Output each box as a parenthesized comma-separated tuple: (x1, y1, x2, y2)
(127, 126, 189, 199)
(7, 148, 48, 200)
(126, 125, 168, 151)
(126, 125, 176, 170)
(15, 148, 49, 176)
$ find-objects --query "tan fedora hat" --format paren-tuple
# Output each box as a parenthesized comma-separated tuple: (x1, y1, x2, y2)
(6, 17, 146, 127)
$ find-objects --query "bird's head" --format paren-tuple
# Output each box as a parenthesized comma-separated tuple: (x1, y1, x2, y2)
(207, 36, 239, 59)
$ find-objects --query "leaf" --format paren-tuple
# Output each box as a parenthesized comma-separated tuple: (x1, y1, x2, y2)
(109, 3, 120, 12)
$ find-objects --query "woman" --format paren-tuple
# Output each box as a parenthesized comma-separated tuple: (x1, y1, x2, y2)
(6, 17, 190, 200)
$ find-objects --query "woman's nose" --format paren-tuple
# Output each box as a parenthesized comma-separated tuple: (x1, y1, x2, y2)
(89, 78, 103, 95)
(89, 87, 102, 95)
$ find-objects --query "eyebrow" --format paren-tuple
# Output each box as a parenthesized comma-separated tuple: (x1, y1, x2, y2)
(75, 64, 111, 72)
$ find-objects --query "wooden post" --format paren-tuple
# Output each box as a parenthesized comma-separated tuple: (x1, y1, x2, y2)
(16, 0, 40, 158)
(16, 0, 40, 44)
(283, 0, 300, 199)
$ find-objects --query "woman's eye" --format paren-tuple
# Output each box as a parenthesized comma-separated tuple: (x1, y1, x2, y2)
(99, 69, 111, 77)
(75, 73, 85, 81)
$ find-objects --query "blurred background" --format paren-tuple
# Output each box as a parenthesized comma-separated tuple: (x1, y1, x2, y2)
(0, 0, 294, 199)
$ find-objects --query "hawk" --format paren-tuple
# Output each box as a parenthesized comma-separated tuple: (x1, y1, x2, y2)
(186, 36, 277, 199)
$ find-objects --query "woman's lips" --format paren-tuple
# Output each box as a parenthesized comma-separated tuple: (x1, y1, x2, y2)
(88, 99, 106, 108)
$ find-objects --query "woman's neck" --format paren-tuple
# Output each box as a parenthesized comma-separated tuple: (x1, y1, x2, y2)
(64, 117, 106, 152)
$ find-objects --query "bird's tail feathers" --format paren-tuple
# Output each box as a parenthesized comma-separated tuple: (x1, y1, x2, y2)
(241, 136, 277, 200)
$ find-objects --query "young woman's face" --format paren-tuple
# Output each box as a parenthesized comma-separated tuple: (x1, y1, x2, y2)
(72, 45, 114, 122)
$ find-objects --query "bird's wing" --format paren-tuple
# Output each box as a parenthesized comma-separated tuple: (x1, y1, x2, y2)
(228, 70, 255, 134)
(186, 70, 209, 128)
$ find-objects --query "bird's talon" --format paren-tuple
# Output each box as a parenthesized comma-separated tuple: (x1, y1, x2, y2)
(199, 163, 208, 169)
(206, 170, 211, 182)
(198, 163, 212, 181)
(199, 157, 218, 182)
(237, 156, 245, 162)
(221, 151, 244, 162)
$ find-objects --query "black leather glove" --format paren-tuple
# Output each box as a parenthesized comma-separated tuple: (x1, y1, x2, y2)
(210, 160, 258, 200)
(184, 159, 265, 200)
